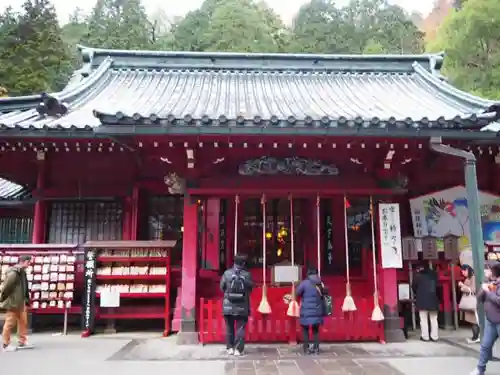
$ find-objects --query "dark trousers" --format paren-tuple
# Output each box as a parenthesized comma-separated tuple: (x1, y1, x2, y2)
(472, 323, 480, 340)
(224, 315, 248, 352)
(302, 324, 320, 352)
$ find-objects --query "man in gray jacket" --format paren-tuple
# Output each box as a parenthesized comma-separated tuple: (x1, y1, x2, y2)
(220, 254, 254, 356)
(471, 262, 500, 375)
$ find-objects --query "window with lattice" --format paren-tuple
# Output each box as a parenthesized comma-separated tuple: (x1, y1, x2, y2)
(47, 201, 123, 244)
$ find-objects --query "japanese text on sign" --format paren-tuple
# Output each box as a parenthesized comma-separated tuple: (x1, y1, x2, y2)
(82, 249, 96, 332)
(378, 203, 403, 268)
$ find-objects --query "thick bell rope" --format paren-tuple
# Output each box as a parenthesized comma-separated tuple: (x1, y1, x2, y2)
(287, 194, 300, 317)
(234, 195, 239, 256)
(257, 194, 271, 314)
(342, 195, 357, 312)
(316, 195, 321, 277)
(370, 196, 384, 321)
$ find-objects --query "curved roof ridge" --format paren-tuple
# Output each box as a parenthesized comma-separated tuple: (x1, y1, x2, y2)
(78, 44, 443, 61)
(56, 57, 113, 103)
(0, 57, 113, 113)
(78, 44, 444, 73)
(412, 62, 497, 110)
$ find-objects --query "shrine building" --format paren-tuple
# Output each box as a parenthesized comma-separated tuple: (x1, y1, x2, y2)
(0, 47, 499, 343)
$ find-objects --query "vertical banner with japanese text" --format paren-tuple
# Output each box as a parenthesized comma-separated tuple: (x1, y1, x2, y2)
(219, 199, 226, 272)
(378, 203, 403, 269)
(82, 248, 97, 333)
(323, 199, 334, 271)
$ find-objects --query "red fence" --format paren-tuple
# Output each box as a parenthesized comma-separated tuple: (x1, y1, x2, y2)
(199, 297, 384, 344)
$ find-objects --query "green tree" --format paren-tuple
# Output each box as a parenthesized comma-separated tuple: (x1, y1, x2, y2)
(171, 0, 289, 52)
(289, 0, 351, 53)
(289, 0, 423, 54)
(341, 0, 424, 53)
(427, 0, 500, 99)
(62, 8, 88, 67)
(0, 0, 72, 96)
(83, 0, 152, 49)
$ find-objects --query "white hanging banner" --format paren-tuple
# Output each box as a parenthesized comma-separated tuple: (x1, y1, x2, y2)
(379, 203, 403, 269)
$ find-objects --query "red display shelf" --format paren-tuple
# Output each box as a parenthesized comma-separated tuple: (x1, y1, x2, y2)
(96, 274, 166, 281)
(98, 257, 168, 263)
(96, 292, 165, 298)
(82, 241, 173, 337)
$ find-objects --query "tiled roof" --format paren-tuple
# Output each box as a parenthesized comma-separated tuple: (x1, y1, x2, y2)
(0, 47, 498, 133)
(0, 178, 31, 200)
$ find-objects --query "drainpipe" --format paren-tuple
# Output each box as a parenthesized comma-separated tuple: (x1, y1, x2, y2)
(430, 136, 485, 336)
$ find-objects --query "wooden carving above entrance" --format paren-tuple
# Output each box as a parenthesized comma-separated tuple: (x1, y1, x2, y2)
(238, 157, 339, 176)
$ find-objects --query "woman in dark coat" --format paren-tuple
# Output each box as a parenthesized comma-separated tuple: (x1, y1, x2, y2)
(412, 262, 440, 341)
(296, 268, 326, 354)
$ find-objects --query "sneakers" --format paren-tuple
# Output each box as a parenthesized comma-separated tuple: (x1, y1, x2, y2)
(469, 368, 484, 375)
(226, 348, 234, 355)
(467, 338, 481, 344)
(2, 345, 17, 352)
(233, 349, 243, 357)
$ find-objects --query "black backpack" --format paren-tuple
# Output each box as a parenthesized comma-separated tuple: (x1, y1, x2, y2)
(227, 270, 246, 302)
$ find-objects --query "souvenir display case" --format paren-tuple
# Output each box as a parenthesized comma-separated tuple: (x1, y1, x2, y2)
(81, 240, 174, 337)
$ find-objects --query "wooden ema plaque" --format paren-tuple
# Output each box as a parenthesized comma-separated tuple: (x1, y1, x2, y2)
(402, 237, 419, 261)
(422, 237, 438, 260)
(443, 235, 460, 261)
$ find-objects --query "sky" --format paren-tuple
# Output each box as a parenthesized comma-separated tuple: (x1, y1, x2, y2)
(2, 0, 436, 25)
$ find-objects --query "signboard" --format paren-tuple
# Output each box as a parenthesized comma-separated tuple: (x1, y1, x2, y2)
(410, 185, 500, 251)
(378, 203, 403, 268)
(398, 283, 410, 301)
(219, 199, 226, 271)
(323, 200, 334, 268)
(443, 235, 460, 261)
(273, 265, 300, 283)
(100, 290, 120, 308)
(422, 237, 438, 260)
(402, 237, 419, 261)
(82, 248, 97, 333)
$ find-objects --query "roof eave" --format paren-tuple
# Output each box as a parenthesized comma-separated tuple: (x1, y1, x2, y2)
(413, 62, 499, 111)
(92, 123, 500, 141)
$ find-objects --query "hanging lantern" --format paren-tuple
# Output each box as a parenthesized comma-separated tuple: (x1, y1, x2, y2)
(265, 232, 273, 240)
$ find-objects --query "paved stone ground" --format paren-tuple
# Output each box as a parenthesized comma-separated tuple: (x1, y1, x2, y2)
(2, 330, 500, 375)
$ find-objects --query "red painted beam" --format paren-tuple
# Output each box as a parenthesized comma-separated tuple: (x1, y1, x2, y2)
(188, 187, 405, 196)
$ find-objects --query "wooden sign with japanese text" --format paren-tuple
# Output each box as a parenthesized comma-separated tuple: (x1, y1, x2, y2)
(402, 237, 419, 261)
(378, 203, 403, 268)
(323, 200, 334, 269)
(219, 199, 226, 271)
(81, 248, 97, 334)
(443, 234, 460, 261)
(421, 236, 438, 260)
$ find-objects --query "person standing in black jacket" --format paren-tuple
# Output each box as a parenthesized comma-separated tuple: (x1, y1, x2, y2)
(220, 254, 254, 356)
(412, 262, 440, 342)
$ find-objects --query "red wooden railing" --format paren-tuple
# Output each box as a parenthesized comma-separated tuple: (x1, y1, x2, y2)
(199, 296, 384, 344)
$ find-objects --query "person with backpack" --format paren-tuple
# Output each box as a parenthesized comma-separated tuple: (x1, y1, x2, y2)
(220, 254, 254, 356)
(1, 255, 33, 352)
(295, 268, 329, 354)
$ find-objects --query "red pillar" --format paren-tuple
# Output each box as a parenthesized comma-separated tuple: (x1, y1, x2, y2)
(177, 199, 199, 344)
(226, 197, 236, 267)
(32, 159, 47, 244)
(130, 186, 140, 240)
(378, 201, 405, 342)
